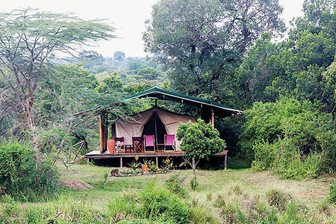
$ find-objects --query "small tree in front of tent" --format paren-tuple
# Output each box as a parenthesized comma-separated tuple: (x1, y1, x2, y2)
(177, 119, 225, 190)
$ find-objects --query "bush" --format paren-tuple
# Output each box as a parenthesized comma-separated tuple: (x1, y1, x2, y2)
(140, 183, 190, 224)
(165, 173, 187, 197)
(0, 143, 59, 201)
(241, 98, 335, 179)
(282, 202, 306, 224)
(0, 195, 21, 223)
(330, 183, 336, 204)
(108, 192, 141, 222)
(266, 189, 291, 212)
(108, 183, 191, 224)
(189, 205, 218, 224)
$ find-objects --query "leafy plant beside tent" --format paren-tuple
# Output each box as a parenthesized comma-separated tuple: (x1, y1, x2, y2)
(177, 119, 225, 190)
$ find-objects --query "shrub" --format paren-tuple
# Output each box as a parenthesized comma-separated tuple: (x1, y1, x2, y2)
(26, 206, 43, 224)
(98, 172, 109, 189)
(190, 177, 199, 191)
(330, 183, 336, 204)
(108, 192, 141, 222)
(262, 208, 279, 224)
(165, 173, 187, 197)
(241, 98, 334, 179)
(282, 202, 306, 224)
(0, 195, 21, 223)
(272, 143, 322, 180)
(140, 183, 190, 224)
(0, 143, 59, 201)
(252, 140, 281, 170)
(231, 185, 243, 195)
(189, 205, 217, 224)
(266, 189, 291, 212)
(177, 119, 225, 190)
(108, 183, 191, 224)
(221, 203, 239, 223)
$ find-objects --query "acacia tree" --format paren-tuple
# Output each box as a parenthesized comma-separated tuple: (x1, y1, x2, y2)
(0, 9, 115, 138)
(177, 119, 225, 190)
(143, 0, 285, 103)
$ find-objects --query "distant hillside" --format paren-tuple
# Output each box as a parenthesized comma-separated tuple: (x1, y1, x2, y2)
(55, 50, 169, 89)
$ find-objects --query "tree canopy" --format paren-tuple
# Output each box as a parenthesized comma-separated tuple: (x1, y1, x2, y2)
(0, 9, 115, 138)
(144, 0, 285, 103)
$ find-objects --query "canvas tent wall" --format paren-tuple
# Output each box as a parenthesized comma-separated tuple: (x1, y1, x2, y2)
(114, 107, 196, 149)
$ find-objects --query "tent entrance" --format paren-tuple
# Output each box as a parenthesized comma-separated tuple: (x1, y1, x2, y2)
(142, 111, 167, 150)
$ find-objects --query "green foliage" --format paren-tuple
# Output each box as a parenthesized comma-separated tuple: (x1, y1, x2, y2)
(0, 8, 115, 137)
(96, 72, 124, 94)
(241, 98, 336, 178)
(144, 0, 284, 106)
(98, 172, 109, 189)
(190, 177, 199, 191)
(238, 33, 283, 106)
(148, 160, 158, 173)
(34, 64, 130, 157)
(330, 183, 336, 204)
(165, 173, 187, 197)
(177, 119, 225, 160)
(189, 200, 218, 224)
(282, 202, 306, 224)
(128, 160, 141, 174)
(161, 157, 173, 172)
(266, 189, 291, 212)
(108, 192, 141, 222)
(108, 183, 191, 224)
(0, 143, 59, 201)
(140, 183, 190, 223)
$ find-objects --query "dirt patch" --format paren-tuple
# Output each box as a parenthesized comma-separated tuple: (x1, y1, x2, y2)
(59, 180, 93, 190)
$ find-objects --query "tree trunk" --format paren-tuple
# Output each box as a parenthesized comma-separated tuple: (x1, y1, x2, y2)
(192, 158, 197, 191)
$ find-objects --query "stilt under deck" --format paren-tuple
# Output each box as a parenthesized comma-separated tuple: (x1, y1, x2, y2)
(85, 150, 185, 159)
(85, 150, 228, 169)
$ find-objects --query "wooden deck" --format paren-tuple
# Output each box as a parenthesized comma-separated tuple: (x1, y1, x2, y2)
(85, 150, 228, 169)
(85, 150, 186, 159)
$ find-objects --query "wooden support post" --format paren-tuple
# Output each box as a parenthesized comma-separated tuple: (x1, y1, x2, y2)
(211, 109, 215, 128)
(224, 154, 227, 170)
(99, 112, 108, 153)
(120, 157, 123, 168)
(156, 157, 159, 169)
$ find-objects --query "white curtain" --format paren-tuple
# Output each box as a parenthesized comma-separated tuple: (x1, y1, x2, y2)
(115, 109, 152, 145)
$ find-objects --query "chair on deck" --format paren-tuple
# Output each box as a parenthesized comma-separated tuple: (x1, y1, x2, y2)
(164, 134, 176, 151)
(144, 135, 155, 151)
(132, 137, 143, 153)
(115, 137, 125, 153)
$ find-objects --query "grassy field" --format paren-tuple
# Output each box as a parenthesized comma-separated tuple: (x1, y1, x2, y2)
(59, 163, 333, 208)
(1, 161, 335, 223)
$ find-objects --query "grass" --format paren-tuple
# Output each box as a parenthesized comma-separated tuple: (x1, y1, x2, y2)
(61, 163, 335, 210)
(1, 162, 335, 223)
(59, 162, 335, 209)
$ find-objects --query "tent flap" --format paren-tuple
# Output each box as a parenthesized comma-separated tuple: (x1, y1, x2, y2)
(114, 107, 196, 148)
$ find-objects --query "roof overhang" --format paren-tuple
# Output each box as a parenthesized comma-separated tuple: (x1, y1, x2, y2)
(127, 87, 243, 117)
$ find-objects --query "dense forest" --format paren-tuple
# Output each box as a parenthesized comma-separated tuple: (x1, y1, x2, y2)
(0, 0, 336, 223)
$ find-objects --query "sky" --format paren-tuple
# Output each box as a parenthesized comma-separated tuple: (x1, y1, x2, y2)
(1, 0, 305, 57)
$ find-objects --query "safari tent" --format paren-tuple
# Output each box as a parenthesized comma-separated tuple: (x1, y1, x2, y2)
(84, 87, 242, 169)
(114, 106, 196, 150)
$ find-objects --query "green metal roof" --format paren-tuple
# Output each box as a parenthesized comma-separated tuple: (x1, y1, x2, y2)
(75, 87, 242, 117)
(127, 87, 242, 116)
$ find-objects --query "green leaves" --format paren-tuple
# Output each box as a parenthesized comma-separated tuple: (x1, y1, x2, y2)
(0, 143, 59, 201)
(144, 0, 284, 104)
(177, 119, 225, 160)
(241, 98, 336, 178)
(0, 8, 116, 138)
